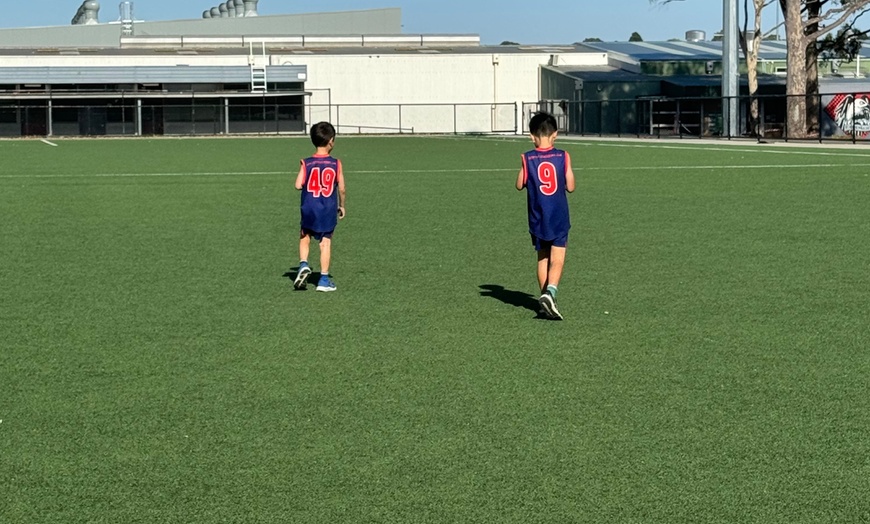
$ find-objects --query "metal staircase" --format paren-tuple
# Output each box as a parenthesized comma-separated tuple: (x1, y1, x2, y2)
(248, 41, 268, 93)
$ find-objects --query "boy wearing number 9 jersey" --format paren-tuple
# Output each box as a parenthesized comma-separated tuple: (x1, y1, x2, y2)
(294, 121, 347, 292)
(516, 112, 576, 319)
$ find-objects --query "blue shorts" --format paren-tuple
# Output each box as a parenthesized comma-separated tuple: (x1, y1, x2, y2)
(301, 228, 333, 242)
(531, 233, 568, 251)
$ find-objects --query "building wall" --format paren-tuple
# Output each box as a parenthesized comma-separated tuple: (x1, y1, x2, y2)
(540, 67, 579, 101)
(275, 51, 608, 133)
(0, 29, 609, 135)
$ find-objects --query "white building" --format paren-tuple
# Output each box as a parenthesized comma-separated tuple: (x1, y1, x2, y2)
(0, 2, 607, 137)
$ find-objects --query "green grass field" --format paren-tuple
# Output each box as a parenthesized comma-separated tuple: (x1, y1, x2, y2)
(2, 135, 869, 523)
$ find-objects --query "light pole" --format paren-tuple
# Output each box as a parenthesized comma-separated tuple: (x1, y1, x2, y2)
(723, 0, 740, 137)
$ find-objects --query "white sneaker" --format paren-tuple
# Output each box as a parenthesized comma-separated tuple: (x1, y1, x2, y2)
(293, 264, 311, 290)
(538, 292, 563, 320)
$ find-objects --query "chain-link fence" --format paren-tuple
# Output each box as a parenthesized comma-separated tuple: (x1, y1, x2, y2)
(320, 103, 517, 134)
(525, 92, 870, 143)
(7, 94, 869, 142)
(0, 100, 518, 138)
(0, 100, 307, 138)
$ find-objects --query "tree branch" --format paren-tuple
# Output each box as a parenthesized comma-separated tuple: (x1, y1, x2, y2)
(806, 3, 870, 41)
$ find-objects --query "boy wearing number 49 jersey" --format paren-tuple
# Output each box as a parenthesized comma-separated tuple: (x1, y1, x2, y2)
(516, 112, 576, 319)
(294, 122, 346, 292)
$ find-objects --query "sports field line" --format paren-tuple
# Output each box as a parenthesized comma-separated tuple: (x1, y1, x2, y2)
(2, 162, 869, 180)
(584, 163, 870, 171)
(576, 141, 870, 158)
(0, 168, 510, 179)
(450, 135, 870, 158)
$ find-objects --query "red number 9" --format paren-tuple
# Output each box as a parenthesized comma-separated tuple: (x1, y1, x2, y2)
(320, 168, 336, 198)
(538, 162, 558, 196)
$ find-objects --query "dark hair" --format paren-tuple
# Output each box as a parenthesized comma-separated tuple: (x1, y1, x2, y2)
(529, 112, 558, 137)
(310, 121, 336, 147)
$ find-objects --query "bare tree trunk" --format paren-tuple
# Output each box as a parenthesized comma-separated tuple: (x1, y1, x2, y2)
(805, 44, 820, 136)
(805, 0, 822, 137)
(747, 0, 764, 136)
(784, 0, 808, 138)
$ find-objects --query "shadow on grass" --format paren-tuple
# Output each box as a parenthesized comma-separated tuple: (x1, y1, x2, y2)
(283, 268, 322, 291)
(479, 284, 549, 319)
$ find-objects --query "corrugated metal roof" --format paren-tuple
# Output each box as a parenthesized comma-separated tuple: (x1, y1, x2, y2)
(555, 66, 653, 82)
(0, 9, 403, 49)
(662, 74, 786, 87)
(582, 42, 716, 60)
(579, 40, 870, 62)
(0, 42, 576, 57)
(550, 67, 790, 89)
(0, 91, 307, 100)
(0, 65, 306, 84)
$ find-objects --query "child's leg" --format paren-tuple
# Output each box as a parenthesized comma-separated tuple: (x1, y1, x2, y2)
(299, 231, 311, 263)
(319, 237, 332, 275)
(294, 231, 313, 289)
(547, 246, 567, 289)
(539, 245, 566, 320)
(537, 247, 550, 292)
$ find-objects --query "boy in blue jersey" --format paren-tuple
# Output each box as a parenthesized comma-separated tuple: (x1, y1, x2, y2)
(516, 112, 575, 319)
(293, 122, 346, 292)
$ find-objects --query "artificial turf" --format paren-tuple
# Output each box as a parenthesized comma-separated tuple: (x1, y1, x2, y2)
(1, 136, 869, 523)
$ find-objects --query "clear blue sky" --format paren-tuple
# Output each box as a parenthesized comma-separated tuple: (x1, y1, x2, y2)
(2, 1, 780, 44)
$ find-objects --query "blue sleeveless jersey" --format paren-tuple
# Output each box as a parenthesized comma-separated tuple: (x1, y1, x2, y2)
(300, 155, 340, 233)
(522, 148, 571, 240)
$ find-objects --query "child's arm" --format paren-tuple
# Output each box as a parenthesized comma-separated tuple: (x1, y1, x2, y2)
(565, 152, 576, 193)
(515, 168, 526, 190)
(294, 160, 306, 190)
(337, 161, 347, 219)
(516, 155, 527, 190)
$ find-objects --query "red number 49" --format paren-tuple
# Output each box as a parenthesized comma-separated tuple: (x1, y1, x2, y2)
(307, 167, 337, 198)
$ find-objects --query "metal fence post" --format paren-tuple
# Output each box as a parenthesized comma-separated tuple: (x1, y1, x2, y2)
(453, 104, 458, 135)
(677, 99, 682, 139)
(120, 92, 125, 136)
(701, 103, 706, 140)
(223, 98, 229, 135)
(47, 98, 53, 137)
(137, 99, 143, 136)
(598, 101, 602, 137)
(852, 92, 857, 144)
(635, 99, 640, 138)
(784, 95, 789, 142)
(817, 93, 823, 144)
(617, 101, 622, 138)
(725, 96, 730, 140)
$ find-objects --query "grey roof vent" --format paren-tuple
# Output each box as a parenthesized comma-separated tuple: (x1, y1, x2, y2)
(120, 1, 134, 36)
(685, 30, 706, 42)
(71, 1, 100, 25)
(204, 0, 257, 18)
